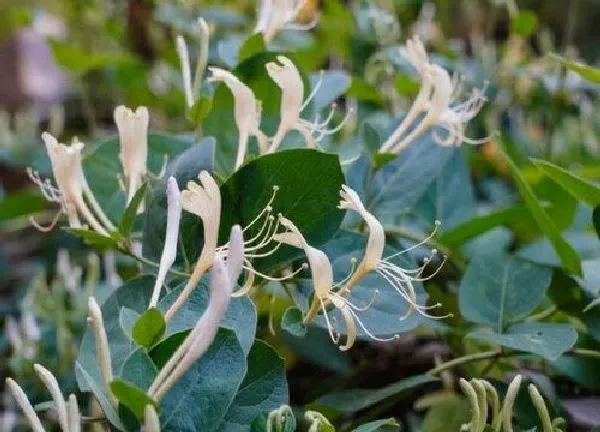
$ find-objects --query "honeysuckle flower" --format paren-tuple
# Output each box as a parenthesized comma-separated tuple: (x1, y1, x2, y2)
(254, 0, 319, 44)
(87, 297, 115, 406)
(207, 67, 268, 169)
(528, 384, 553, 432)
(165, 171, 220, 321)
(5, 378, 45, 432)
(274, 217, 397, 351)
(5, 314, 38, 359)
(266, 405, 294, 431)
(28, 132, 116, 235)
(266, 56, 350, 153)
(305, 411, 334, 432)
(34, 364, 69, 431)
(114, 105, 149, 205)
(378, 36, 489, 154)
(338, 185, 449, 320)
(176, 17, 210, 108)
(143, 405, 161, 432)
(149, 226, 243, 401)
(150, 177, 182, 308)
(67, 394, 80, 432)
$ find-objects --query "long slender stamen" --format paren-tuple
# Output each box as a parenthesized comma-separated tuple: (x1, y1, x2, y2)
(333, 257, 358, 288)
(384, 220, 441, 260)
(246, 215, 281, 252)
(242, 186, 280, 234)
(244, 242, 282, 258)
(340, 300, 400, 342)
(320, 299, 341, 344)
(242, 262, 308, 281)
(301, 70, 324, 111)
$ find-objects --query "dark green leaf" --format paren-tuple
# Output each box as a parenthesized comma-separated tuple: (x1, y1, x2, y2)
(218, 341, 289, 431)
(238, 33, 267, 63)
(0, 189, 47, 221)
(469, 322, 578, 361)
(312, 375, 436, 414)
(118, 182, 148, 237)
(422, 396, 470, 432)
(187, 95, 214, 125)
(593, 206, 600, 239)
(64, 228, 119, 250)
(531, 159, 600, 207)
(149, 330, 190, 369)
(458, 251, 552, 330)
(503, 152, 581, 275)
(281, 307, 306, 337)
(132, 308, 166, 349)
(110, 379, 157, 421)
(219, 149, 345, 272)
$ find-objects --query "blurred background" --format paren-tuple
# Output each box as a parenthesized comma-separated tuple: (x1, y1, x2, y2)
(1, 0, 600, 430)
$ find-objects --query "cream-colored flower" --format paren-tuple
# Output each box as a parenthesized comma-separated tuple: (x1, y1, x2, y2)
(87, 297, 115, 406)
(143, 405, 161, 432)
(266, 56, 349, 153)
(255, 0, 319, 43)
(28, 133, 115, 235)
(150, 177, 182, 308)
(114, 105, 149, 204)
(149, 226, 243, 401)
(207, 67, 268, 168)
(166, 171, 221, 321)
(5, 378, 45, 432)
(176, 18, 210, 108)
(34, 364, 68, 431)
(379, 36, 489, 154)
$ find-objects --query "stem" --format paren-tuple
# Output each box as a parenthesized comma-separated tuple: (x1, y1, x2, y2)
(428, 350, 503, 376)
(117, 246, 190, 277)
(570, 348, 600, 360)
(525, 306, 557, 322)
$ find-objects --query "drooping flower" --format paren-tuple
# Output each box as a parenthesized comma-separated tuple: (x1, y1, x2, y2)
(34, 364, 69, 431)
(378, 36, 489, 154)
(274, 217, 397, 351)
(28, 132, 116, 235)
(176, 17, 210, 108)
(338, 184, 449, 320)
(143, 405, 161, 432)
(114, 105, 149, 205)
(87, 297, 115, 406)
(207, 67, 268, 169)
(149, 177, 182, 308)
(149, 226, 243, 401)
(265, 56, 350, 153)
(5, 378, 45, 432)
(254, 0, 319, 44)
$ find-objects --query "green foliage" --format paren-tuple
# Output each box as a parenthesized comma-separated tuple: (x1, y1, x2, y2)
(551, 54, 600, 84)
(132, 308, 166, 349)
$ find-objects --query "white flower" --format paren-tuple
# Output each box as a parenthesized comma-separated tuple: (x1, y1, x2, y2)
(149, 226, 243, 401)
(34, 364, 68, 431)
(266, 56, 350, 153)
(5, 378, 45, 432)
(114, 105, 149, 205)
(150, 177, 182, 308)
(379, 36, 489, 154)
(176, 18, 210, 108)
(87, 297, 115, 406)
(207, 67, 268, 169)
(338, 185, 449, 320)
(255, 0, 319, 43)
(166, 171, 221, 321)
(143, 405, 161, 432)
(28, 132, 116, 235)
(67, 394, 81, 432)
(274, 217, 395, 351)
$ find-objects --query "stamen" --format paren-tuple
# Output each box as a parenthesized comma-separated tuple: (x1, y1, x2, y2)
(320, 299, 341, 344)
(29, 211, 62, 232)
(243, 262, 307, 281)
(301, 70, 325, 112)
(244, 242, 282, 258)
(384, 220, 441, 260)
(333, 257, 358, 288)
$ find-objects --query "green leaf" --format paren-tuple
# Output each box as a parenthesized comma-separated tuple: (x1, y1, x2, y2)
(132, 308, 166, 349)
(219, 149, 345, 272)
(531, 159, 600, 207)
(142, 138, 215, 267)
(503, 152, 581, 275)
(281, 307, 306, 337)
(118, 182, 148, 237)
(550, 53, 600, 85)
(119, 308, 140, 339)
(312, 375, 436, 415)
(553, 354, 600, 391)
(353, 418, 399, 431)
(218, 341, 289, 431)
(469, 322, 578, 361)
(187, 95, 214, 125)
(84, 133, 193, 222)
(0, 189, 47, 221)
(110, 379, 157, 421)
(149, 330, 190, 369)
(49, 40, 130, 73)
(422, 396, 470, 432)
(458, 251, 552, 331)
(159, 329, 246, 431)
(369, 138, 454, 217)
(347, 76, 383, 103)
(238, 33, 267, 63)
(511, 10, 538, 37)
(439, 206, 532, 248)
(517, 232, 600, 268)
(64, 228, 119, 250)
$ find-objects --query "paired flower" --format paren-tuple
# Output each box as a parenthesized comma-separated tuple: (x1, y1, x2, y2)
(114, 105, 149, 205)
(254, 0, 319, 43)
(207, 67, 269, 169)
(266, 56, 350, 153)
(176, 17, 210, 108)
(28, 133, 116, 235)
(378, 36, 489, 154)
(6, 365, 80, 432)
(149, 226, 243, 401)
